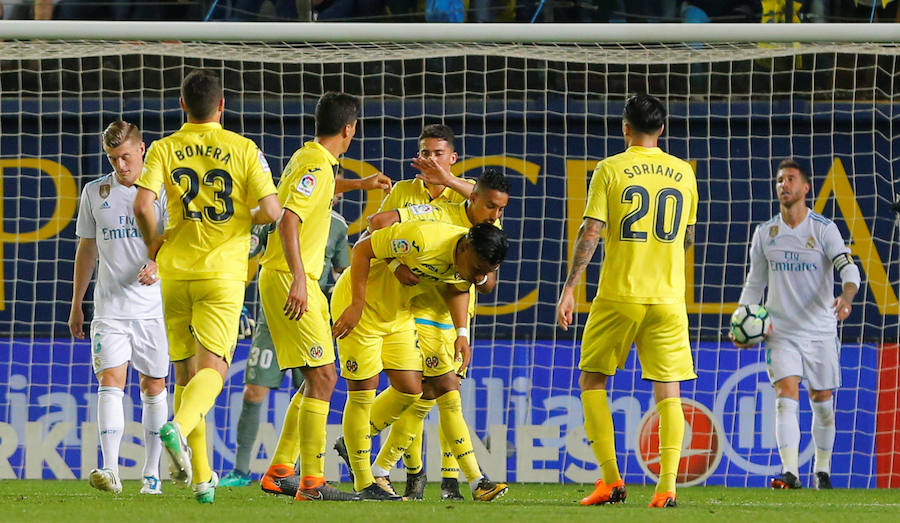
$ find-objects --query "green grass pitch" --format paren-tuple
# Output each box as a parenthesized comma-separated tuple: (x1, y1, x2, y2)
(2, 480, 899, 522)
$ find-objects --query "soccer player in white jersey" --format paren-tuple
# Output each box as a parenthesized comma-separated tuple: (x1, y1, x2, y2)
(734, 159, 860, 490)
(69, 120, 170, 495)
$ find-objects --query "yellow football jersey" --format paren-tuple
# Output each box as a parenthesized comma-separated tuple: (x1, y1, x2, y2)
(584, 145, 698, 304)
(370, 221, 468, 286)
(260, 141, 338, 280)
(136, 122, 277, 281)
(377, 177, 471, 213)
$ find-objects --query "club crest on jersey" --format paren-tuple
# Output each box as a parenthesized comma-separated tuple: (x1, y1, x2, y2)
(99, 184, 110, 198)
(297, 174, 317, 197)
(310, 345, 324, 360)
(391, 239, 411, 255)
(806, 236, 816, 249)
(425, 356, 439, 369)
(769, 225, 778, 238)
(409, 204, 434, 216)
(345, 359, 358, 373)
(257, 149, 271, 173)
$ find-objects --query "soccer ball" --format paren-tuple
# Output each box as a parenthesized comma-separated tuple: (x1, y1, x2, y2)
(729, 304, 771, 345)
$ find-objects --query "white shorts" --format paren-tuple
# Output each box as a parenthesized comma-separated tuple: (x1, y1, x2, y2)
(764, 334, 841, 391)
(91, 318, 170, 379)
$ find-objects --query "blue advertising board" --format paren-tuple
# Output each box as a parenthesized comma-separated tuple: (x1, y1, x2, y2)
(0, 339, 881, 486)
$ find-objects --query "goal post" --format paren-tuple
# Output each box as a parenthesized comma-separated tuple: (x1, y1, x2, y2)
(0, 22, 897, 487)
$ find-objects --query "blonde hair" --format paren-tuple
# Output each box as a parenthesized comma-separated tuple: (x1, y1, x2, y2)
(102, 120, 141, 149)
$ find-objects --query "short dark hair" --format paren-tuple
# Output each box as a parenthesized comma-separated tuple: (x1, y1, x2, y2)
(181, 69, 223, 121)
(419, 124, 455, 150)
(474, 169, 510, 195)
(315, 92, 360, 137)
(777, 158, 811, 183)
(468, 223, 508, 266)
(623, 94, 666, 135)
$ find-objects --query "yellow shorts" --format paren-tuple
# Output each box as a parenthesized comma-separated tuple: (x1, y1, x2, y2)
(331, 271, 420, 381)
(580, 298, 696, 382)
(258, 268, 336, 370)
(161, 278, 244, 364)
(416, 320, 467, 378)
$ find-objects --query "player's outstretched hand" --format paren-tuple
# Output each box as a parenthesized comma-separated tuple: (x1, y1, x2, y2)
(68, 305, 85, 339)
(832, 296, 852, 321)
(454, 335, 472, 375)
(556, 290, 575, 331)
(728, 330, 758, 349)
(360, 172, 392, 192)
(284, 277, 308, 320)
(332, 302, 364, 339)
(412, 156, 453, 186)
(392, 264, 420, 286)
(137, 261, 159, 286)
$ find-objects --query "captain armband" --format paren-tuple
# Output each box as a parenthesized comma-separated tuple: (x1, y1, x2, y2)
(833, 253, 854, 271)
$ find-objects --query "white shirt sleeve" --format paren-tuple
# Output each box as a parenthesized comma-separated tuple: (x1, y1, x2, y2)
(822, 221, 861, 290)
(74, 186, 96, 239)
(738, 224, 767, 305)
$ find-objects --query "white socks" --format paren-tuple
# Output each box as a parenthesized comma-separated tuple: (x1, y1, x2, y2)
(141, 389, 168, 478)
(811, 398, 835, 474)
(774, 396, 800, 476)
(97, 386, 125, 474)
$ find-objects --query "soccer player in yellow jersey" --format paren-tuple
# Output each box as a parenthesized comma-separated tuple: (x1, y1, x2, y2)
(364, 170, 509, 501)
(354, 124, 475, 498)
(331, 221, 508, 500)
(133, 69, 282, 503)
(556, 94, 699, 509)
(255, 92, 391, 502)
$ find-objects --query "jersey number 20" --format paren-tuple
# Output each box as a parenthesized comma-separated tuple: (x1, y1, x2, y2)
(171, 167, 234, 223)
(619, 185, 683, 243)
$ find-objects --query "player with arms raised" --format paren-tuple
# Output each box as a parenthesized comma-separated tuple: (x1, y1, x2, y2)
(70, 120, 169, 495)
(557, 94, 699, 508)
(133, 69, 281, 503)
(734, 159, 860, 490)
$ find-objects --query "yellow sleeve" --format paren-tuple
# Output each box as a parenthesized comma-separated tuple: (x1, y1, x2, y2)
(370, 222, 423, 262)
(583, 160, 609, 222)
(377, 185, 403, 213)
(244, 142, 278, 204)
(282, 162, 325, 222)
(397, 203, 442, 223)
(135, 142, 164, 198)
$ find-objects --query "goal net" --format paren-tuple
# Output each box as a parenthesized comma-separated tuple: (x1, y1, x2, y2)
(0, 23, 897, 488)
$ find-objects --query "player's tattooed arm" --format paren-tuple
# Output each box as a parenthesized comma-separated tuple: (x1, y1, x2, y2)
(556, 217, 604, 331)
(563, 218, 605, 291)
(684, 224, 696, 251)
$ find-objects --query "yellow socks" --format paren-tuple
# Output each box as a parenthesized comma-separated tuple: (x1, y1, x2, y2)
(403, 427, 424, 475)
(436, 390, 480, 482)
(271, 389, 303, 467)
(344, 389, 376, 491)
(582, 389, 621, 484)
(655, 397, 684, 494)
(173, 368, 223, 436)
(439, 427, 460, 479)
(298, 396, 329, 479)
(173, 384, 185, 413)
(369, 386, 421, 435)
(374, 398, 434, 472)
(188, 413, 211, 484)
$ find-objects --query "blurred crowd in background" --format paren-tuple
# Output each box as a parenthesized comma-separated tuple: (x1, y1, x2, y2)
(0, 0, 897, 23)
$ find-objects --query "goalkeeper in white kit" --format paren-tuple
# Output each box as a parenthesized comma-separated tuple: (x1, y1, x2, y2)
(69, 120, 170, 495)
(734, 159, 860, 490)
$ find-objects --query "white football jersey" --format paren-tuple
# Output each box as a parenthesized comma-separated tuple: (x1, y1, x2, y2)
(75, 173, 167, 319)
(739, 208, 860, 340)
